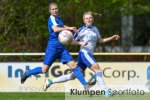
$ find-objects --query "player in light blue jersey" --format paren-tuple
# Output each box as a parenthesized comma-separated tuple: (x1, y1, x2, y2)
(43, 11, 120, 96)
(21, 3, 88, 88)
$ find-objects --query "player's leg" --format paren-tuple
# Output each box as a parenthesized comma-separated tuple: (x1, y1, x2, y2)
(83, 53, 112, 96)
(43, 73, 75, 91)
(80, 52, 107, 90)
(43, 64, 86, 91)
(60, 49, 87, 86)
(43, 49, 87, 91)
(44, 69, 84, 91)
(52, 73, 75, 83)
(89, 63, 107, 91)
(89, 63, 112, 96)
(21, 64, 50, 84)
(21, 48, 57, 84)
(84, 52, 107, 90)
(51, 67, 84, 84)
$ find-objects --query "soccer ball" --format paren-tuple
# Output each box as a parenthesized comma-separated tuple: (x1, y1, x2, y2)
(58, 30, 73, 45)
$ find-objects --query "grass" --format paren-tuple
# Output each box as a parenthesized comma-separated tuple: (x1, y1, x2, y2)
(0, 92, 150, 100)
(65, 92, 150, 100)
(0, 92, 64, 100)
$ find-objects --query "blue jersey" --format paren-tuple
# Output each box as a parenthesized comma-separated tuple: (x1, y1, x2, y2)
(43, 15, 73, 66)
(47, 15, 65, 49)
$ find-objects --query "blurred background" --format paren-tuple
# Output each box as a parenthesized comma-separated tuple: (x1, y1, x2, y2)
(0, 0, 150, 61)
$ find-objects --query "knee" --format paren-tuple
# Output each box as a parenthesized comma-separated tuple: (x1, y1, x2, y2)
(96, 66, 101, 71)
(92, 64, 102, 73)
(68, 61, 77, 69)
(42, 65, 49, 73)
(42, 69, 48, 73)
(71, 64, 77, 69)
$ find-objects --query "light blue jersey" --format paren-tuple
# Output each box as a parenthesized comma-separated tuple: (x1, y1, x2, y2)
(74, 26, 101, 70)
(74, 26, 101, 54)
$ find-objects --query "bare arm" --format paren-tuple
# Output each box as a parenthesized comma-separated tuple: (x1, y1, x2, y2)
(71, 40, 88, 46)
(52, 25, 77, 33)
(98, 34, 120, 43)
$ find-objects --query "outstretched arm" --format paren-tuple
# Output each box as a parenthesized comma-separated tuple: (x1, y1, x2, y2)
(52, 25, 77, 33)
(98, 34, 120, 43)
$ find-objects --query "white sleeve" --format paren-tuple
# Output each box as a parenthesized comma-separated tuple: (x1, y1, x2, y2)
(95, 26, 101, 38)
(50, 16, 58, 26)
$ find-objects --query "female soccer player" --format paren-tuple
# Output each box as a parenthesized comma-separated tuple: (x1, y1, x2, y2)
(21, 3, 88, 88)
(43, 11, 120, 96)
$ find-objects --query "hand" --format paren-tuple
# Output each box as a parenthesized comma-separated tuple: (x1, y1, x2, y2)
(79, 42, 88, 46)
(112, 34, 120, 40)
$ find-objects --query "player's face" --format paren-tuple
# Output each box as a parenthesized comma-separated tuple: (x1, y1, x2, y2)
(84, 14, 93, 26)
(50, 5, 59, 16)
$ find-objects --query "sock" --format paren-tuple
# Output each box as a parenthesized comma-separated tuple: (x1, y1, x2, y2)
(52, 74, 73, 83)
(26, 67, 43, 77)
(96, 71, 107, 91)
(72, 67, 87, 86)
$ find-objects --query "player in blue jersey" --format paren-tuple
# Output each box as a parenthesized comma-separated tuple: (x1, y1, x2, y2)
(43, 11, 120, 96)
(21, 3, 88, 88)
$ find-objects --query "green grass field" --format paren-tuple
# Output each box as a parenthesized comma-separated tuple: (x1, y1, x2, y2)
(0, 92, 150, 100)
(0, 92, 64, 100)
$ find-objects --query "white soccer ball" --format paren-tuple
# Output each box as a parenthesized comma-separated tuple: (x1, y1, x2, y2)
(58, 30, 73, 45)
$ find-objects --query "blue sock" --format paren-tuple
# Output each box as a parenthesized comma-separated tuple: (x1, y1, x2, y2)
(72, 67, 87, 86)
(26, 67, 43, 77)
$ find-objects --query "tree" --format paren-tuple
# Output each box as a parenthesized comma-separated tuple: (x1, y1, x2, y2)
(0, 0, 150, 52)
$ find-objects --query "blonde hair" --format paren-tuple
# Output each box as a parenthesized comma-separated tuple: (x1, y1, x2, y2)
(49, 3, 58, 9)
(83, 11, 93, 20)
(83, 11, 102, 20)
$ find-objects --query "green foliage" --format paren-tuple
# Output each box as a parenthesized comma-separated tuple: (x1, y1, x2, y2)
(0, 0, 49, 52)
(0, 0, 150, 52)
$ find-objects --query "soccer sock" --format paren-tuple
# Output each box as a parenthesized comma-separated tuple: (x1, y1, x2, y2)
(26, 67, 43, 77)
(72, 67, 87, 86)
(96, 71, 107, 91)
(52, 74, 73, 83)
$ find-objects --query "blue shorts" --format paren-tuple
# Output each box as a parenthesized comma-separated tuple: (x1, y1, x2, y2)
(77, 52, 96, 71)
(44, 46, 73, 66)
